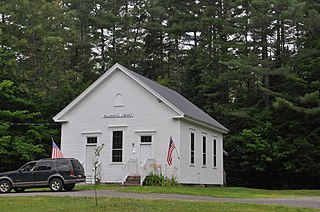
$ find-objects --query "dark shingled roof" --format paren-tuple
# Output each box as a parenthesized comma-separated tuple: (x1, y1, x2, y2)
(121, 65, 228, 133)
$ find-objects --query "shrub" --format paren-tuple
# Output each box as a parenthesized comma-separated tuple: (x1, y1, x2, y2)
(145, 173, 177, 186)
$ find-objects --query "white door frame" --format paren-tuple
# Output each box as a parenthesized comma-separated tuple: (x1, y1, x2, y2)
(134, 130, 156, 175)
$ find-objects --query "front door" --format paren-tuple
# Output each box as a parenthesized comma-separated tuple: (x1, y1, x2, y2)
(139, 135, 153, 166)
(86, 145, 96, 180)
(140, 144, 152, 163)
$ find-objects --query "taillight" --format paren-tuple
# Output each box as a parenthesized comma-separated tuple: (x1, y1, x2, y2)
(69, 170, 75, 177)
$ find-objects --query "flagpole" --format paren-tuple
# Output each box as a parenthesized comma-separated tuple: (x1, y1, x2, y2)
(51, 138, 54, 158)
(175, 147, 180, 159)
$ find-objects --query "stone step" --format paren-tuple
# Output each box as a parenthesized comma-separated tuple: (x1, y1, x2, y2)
(126, 175, 140, 181)
(123, 175, 141, 186)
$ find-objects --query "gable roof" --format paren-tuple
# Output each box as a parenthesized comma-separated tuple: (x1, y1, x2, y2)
(53, 63, 229, 133)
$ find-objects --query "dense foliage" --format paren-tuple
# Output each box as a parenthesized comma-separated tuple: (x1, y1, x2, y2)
(1, 0, 319, 188)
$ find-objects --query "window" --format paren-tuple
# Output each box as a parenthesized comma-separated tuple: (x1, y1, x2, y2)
(202, 136, 206, 166)
(112, 131, 123, 162)
(141, 136, 152, 143)
(55, 160, 70, 171)
(35, 161, 52, 171)
(190, 132, 195, 165)
(87, 137, 97, 144)
(213, 139, 217, 168)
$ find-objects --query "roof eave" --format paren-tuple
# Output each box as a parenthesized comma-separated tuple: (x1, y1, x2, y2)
(120, 65, 185, 117)
(53, 119, 68, 123)
(174, 115, 229, 134)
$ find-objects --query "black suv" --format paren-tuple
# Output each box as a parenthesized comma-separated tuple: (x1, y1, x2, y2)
(0, 158, 86, 193)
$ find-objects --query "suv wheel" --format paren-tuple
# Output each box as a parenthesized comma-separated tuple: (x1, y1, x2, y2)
(64, 183, 75, 191)
(14, 188, 25, 193)
(50, 178, 63, 192)
(0, 180, 12, 193)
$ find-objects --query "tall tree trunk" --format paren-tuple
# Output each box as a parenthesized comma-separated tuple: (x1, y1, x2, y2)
(112, 24, 116, 53)
(100, 28, 106, 72)
(175, 38, 181, 92)
(262, 32, 270, 107)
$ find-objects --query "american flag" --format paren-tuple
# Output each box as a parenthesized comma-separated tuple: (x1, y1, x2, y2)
(51, 140, 64, 158)
(167, 136, 176, 166)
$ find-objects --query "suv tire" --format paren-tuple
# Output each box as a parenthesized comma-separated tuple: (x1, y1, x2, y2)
(64, 183, 75, 191)
(14, 188, 25, 193)
(50, 178, 63, 192)
(0, 180, 12, 193)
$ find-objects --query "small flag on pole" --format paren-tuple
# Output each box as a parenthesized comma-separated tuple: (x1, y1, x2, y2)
(167, 136, 176, 166)
(51, 139, 64, 159)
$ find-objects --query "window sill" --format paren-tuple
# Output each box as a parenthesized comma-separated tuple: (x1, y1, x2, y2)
(202, 166, 207, 168)
(109, 162, 124, 165)
(189, 164, 195, 167)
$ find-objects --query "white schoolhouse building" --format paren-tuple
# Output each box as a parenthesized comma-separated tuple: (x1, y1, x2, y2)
(53, 63, 228, 185)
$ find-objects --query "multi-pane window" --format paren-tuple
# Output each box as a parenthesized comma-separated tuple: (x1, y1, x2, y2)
(190, 132, 195, 165)
(202, 136, 206, 166)
(112, 131, 123, 162)
(87, 137, 97, 144)
(141, 136, 152, 143)
(213, 139, 217, 167)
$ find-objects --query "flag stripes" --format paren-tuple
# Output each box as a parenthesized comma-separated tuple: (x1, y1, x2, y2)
(51, 140, 64, 158)
(167, 136, 176, 166)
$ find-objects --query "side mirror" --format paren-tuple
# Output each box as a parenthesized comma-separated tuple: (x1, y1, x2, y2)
(18, 169, 23, 173)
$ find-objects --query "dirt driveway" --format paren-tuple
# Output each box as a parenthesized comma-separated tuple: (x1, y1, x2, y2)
(2, 190, 320, 209)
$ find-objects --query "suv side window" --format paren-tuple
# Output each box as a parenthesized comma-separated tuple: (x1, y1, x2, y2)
(70, 159, 82, 170)
(34, 161, 52, 171)
(55, 160, 70, 171)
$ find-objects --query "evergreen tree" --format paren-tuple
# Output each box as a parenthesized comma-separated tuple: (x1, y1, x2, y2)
(0, 0, 319, 188)
(0, 47, 47, 170)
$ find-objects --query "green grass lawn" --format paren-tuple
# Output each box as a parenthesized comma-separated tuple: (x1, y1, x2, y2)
(0, 196, 315, 212)
(28, 184, 320, 198)
(72, 184, 320, 199)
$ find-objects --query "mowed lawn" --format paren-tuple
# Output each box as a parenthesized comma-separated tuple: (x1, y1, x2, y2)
(0, 196, 316, 212)
(1, 186, 319, 211)
(74, 184, 320, 198)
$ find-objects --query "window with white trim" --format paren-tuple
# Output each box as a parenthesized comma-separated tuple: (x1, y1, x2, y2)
(112, 131, 123, 162)
(202, 136, 206, 166)
(190, 132, 195, 165)
(87, 137, 97, 144)
(213, 139, 217, 168)
(141, 136, 152, 143)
